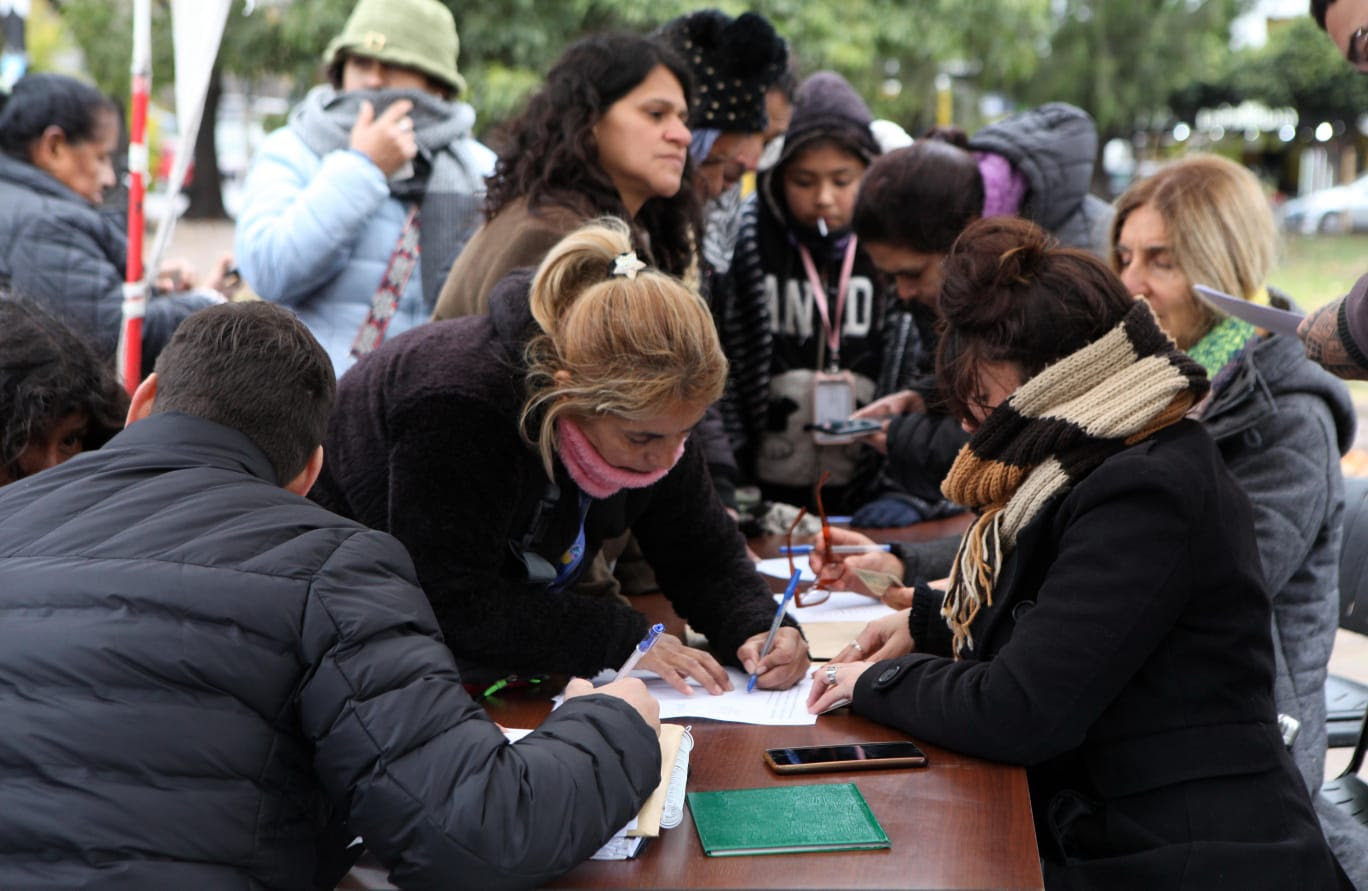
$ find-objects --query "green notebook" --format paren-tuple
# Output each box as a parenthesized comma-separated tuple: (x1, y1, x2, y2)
(686, 782, 891, 857)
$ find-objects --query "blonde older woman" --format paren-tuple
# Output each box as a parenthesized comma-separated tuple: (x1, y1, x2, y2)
(1112, 153, 1362, 883)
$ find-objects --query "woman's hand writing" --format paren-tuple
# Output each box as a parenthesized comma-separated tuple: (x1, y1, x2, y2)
(636, 634, 732, 696)
(737, 626, 810, 690)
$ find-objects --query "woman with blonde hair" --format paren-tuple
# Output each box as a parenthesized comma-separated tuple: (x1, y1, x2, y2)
(312, 218, 809, 694)
(1111, 153, 1363, 882)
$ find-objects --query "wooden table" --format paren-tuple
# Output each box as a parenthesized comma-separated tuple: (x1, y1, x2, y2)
(343, 513, 1041, 889)
(488, 695, 1042, 890)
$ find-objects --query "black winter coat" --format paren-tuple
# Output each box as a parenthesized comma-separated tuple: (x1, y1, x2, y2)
(312, 274, 794, 682)
(0, 155, 215, 375)
(0, 413, 659, 889)
(879, 298, 969, 505)
(853, 420, 1346, 889)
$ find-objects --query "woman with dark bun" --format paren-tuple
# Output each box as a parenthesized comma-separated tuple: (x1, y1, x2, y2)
(809, 216, 1348, 889)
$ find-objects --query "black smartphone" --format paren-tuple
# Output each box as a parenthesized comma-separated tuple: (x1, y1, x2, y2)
(807, 418, 883, 437)
(763, 741, 928, 774)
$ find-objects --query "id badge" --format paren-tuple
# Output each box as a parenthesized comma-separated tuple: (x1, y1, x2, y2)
(812, 370, 856, 445)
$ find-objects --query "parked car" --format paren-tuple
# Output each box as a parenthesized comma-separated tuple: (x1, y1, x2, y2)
(1280, 173, 1368, 235)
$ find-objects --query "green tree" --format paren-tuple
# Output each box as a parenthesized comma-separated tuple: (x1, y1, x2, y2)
(1236, 16, 1368, 128)
(1007, 0, 1252, 142)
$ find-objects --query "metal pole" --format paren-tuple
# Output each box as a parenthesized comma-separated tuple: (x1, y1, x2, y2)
(119, 0, 151, 393)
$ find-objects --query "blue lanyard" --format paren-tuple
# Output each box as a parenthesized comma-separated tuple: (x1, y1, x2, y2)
(549, 490, 593, 592)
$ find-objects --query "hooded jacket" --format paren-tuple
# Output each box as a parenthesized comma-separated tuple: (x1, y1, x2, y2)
(0, 154, 217, 375)
(968, 102, 1113, 254)
(310, 271, 794, 682)
(1197, 318, 1355, 790)
(722, 72, 904, 513)
(0, 411, 658, 890)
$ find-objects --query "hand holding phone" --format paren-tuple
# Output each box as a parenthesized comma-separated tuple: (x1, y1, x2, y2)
(807, 418, 883, 438)
(764, 741, 928, 774)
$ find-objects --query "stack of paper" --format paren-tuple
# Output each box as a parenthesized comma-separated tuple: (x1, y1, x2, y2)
(504, 723, 691, 861)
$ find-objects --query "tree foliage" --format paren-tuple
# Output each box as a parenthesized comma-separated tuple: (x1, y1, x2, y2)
(1234, 17, 1368, 127)
(1005, 0, 1251, 139)
(45, 0, 1266, 217)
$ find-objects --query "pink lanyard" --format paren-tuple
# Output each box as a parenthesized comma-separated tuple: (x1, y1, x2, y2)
(797, 236, 859, 367)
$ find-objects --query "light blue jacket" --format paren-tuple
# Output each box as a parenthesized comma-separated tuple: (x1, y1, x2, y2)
(235, 125, 493, 376)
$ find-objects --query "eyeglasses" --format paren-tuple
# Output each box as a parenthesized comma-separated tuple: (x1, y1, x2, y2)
(783, 474, 833, 607)
(1351, 25, 1368, 70)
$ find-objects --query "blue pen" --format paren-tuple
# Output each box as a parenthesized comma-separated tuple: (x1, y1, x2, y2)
(614, 623, 665, 680)
(778, 543, 893, 556)
(748, 568, 802, 693)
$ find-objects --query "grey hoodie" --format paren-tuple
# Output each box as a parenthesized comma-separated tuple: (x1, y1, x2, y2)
(968, 102, 1113, 254)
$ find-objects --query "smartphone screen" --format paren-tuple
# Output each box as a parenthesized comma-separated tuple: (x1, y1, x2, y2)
(811, 418, 881, 437)
(764, 741, 927, 773)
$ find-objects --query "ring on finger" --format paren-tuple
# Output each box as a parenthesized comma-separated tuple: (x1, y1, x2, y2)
(824, 664, 839, 686)
(848, 639, 864, 656)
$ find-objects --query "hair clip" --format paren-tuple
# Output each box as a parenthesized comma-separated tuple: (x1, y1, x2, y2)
(610, 251, 647, 280)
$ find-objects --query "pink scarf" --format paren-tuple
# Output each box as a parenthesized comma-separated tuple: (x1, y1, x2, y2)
(556, 416, 683, 499)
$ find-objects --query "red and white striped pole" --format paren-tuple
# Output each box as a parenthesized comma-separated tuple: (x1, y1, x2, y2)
(119, 0, 151, 394)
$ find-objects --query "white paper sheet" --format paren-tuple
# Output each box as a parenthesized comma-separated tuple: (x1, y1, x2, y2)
(779, 589, 896, 625)
(1192, 284, 1305, 336)
(755, 556, 816, 582)
(637, 667, 818, 725)
(566, 667, 818, 725)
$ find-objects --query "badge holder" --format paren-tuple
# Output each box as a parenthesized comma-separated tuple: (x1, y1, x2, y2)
(812, 370, 859, 445)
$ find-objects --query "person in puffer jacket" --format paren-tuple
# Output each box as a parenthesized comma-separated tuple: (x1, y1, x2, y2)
(0, 301, 661, 891)
(234, 0, 494, 376)
(0, 73, 222, 377)
(966, 101, 1114, 255)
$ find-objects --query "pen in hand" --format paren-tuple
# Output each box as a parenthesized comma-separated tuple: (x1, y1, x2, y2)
(778, 543, 893, 556)
(748, 568, 802, 693)
(614, 623, 665, 680)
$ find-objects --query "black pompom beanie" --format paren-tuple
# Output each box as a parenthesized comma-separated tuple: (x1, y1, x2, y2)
(656, 10, 788, 133)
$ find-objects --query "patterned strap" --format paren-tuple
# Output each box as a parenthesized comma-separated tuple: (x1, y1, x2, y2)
(351, 205, 420, 359)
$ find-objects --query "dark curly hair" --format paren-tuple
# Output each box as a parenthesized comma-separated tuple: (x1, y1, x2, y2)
(0, 294, 128, 483)
(483, 33, 700, 278)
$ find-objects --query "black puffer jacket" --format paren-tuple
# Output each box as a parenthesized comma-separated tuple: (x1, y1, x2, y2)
(0, 154, 215, 374)
(969, 102, 1114, 254)
(0, 412, 658, 890)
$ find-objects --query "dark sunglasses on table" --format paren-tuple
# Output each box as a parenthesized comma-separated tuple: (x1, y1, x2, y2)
(784, 471, 834, 607)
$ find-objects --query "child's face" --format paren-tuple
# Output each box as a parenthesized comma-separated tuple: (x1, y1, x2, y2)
(781, 142, 867, 232)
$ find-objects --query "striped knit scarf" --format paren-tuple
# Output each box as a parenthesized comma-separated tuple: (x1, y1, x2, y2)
(937, 300, 1209, 657)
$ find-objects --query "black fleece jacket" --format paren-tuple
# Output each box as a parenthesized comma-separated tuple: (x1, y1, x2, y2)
(312, 271, 795, 680)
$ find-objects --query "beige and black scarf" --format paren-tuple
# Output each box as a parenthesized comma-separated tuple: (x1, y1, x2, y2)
(938, 300, 1209, 657)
